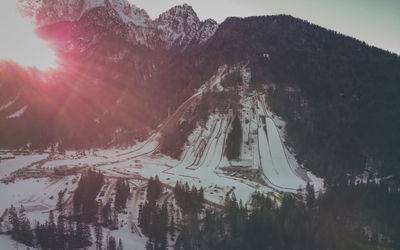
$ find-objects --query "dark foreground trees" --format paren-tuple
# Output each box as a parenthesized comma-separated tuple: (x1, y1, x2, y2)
(0, 203, 129, 249)
(138, 176, 169, 249)
(1, 204, 93, 249)
(174, 182, 204, 215)
(135, 176, 399, 250)
(73, 169, 104, 222)
(0, 169, 129, 249)
(1, 175, 398, 249)
(173, 183, 400, 250)
(115, 178, 130, 212)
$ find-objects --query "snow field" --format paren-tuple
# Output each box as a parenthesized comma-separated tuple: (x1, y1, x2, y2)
(0, 153, 49, 178)
(0, 175, 79, 223)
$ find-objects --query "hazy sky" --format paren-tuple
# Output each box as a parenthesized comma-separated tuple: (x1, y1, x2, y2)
(130, 0, 400, 55)
(0, 1, 56, 69)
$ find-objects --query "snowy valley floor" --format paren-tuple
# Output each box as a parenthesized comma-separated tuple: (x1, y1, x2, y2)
(0, 65, 324, 249)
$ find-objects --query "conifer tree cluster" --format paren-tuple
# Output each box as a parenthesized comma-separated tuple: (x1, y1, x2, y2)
(1, 205, 93, 249)
(174, 182, 204, 214)
(100, 201, 118, 229)
(146, 176, 162, 204)
(73, 169, 104, 222)
(7, 205, 34, 246)
(138, 176, 169, 250)
(173, 182, 400, 249)
(114, 178, 130, 212)
(106, 233, 124, 250)
(139, 201, 169, 250)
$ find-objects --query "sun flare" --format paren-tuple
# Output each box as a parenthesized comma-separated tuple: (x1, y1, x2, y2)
(0, 1, 56, 70)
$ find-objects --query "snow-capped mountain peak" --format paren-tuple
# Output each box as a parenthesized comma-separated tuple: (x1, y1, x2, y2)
(19, 0, 151, 27)
(107, 0, 151, 26)
(160, 4, 199, 21)
(18, 0, 218, 51)
(154, 4, 218, 49)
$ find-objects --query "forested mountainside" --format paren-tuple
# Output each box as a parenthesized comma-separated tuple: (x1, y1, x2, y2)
(1, 1, 400, 249)
(1, 1, 216, 149)
(1, 2, 400, 181)
(190, 15, 400, 181)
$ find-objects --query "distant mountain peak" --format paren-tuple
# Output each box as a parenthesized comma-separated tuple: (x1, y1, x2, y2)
(18, 0, 218, 50)
(164, 4, 197, 16)
(19, 0, 151, 27)
(154, 4, 218, 49)
(106, 0, 151, 26)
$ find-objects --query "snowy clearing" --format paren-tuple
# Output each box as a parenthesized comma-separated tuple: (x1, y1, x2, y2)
(0, 153, 49, 178)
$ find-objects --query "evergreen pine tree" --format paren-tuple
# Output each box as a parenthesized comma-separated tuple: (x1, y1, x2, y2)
(19, 216, 33, 246)
(118, 238, 123, 250)
(48, 210, 56, 234)
(203, 209, 217, 249)
(169, 214, 175, 237)
(56, 191, 64, 214)
(75, 221, 84, 246)
(108, 235, 117, 250)
(83, 222, 92, 246)
(8, 205, 19, 233)
(306, 183, 315, 209)
(57, 215, 65, 248)
(47, 210, 57, 249)
(66, 219, 75, 248)
(112, 207, 119, 230)
(145, 240, 153, 250)
(95, 223, 103, 250)
(102, 202, 112, 226)
(160, 202, 168, 249)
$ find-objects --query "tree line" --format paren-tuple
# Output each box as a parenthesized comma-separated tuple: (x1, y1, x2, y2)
(73, 169, 104, 222)
(0, 205, 94, 249)
(0, 168, 129, 249)
(138, 176, 169, 250)
(136, 176, 400, 249)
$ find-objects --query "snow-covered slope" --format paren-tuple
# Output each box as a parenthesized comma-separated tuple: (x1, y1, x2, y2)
(0, 64, 327, 249)
(0, 95, 19, 112)
(21, 65, 321, 199)
(7, 105, 28, 119)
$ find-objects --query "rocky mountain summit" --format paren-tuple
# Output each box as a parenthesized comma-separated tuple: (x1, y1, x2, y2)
(19, 0, 218, 52)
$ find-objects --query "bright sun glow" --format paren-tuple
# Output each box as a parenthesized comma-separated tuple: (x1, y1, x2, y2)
(0, 1, 56, 70)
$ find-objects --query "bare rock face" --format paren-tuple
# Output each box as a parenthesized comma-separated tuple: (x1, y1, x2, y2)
(153, 4, 218, 49)
(18, 0, 151, 27)
(18, 0, 219, 52)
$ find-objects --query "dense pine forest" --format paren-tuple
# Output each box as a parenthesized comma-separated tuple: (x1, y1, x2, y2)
(0, 172, 399, 249)
(0, 170, 127, 249)
(143, 177, 400, 249)
(193, 15, 400, 181)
